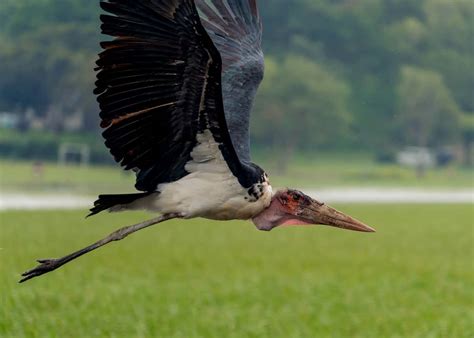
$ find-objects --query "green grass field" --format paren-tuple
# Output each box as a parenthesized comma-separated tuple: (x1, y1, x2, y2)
(1, 158, 472, 195)
(1, 205, 473, 337)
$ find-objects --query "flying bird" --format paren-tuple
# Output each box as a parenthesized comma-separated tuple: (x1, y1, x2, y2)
(21, 0, 374, 283)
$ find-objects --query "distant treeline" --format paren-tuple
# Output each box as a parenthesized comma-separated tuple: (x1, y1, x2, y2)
(0, 0, 472, 159)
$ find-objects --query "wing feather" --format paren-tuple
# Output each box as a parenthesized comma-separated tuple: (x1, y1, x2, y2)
(96, 0, 256, 191)
(196, 0, 264, 161)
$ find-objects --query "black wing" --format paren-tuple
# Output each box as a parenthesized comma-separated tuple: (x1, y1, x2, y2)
(196, 0, 264, 162)
(96, 0, 257, 191)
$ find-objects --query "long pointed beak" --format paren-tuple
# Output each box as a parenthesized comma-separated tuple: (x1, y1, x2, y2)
(302, 202, 376, 233)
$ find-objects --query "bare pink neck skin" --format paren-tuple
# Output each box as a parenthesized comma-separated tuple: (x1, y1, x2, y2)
(252, 197, 310, 231)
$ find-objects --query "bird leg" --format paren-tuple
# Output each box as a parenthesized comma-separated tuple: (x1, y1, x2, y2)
(19, 213, 182, 283)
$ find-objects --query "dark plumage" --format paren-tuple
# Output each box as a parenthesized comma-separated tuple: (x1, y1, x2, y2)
(95, 0, 263, 192)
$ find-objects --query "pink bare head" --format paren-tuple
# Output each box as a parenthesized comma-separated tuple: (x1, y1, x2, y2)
(252, 189, 375, 232)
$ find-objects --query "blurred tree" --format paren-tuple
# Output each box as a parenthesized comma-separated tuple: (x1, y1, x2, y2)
(0, 0, 472, 160)
(385, 17, 427, 63)
(421, 0, 474, 112)
(0, 23, 99, 129)
(0, 0, 98, 35)
(252, 55, 351, 170)
(460, 113, 474, 166)
(394, 66, 461, 148)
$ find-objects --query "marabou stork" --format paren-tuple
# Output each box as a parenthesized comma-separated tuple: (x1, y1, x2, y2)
(20, 0, 374, 283)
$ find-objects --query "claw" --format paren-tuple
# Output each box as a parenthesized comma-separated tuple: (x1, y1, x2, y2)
(19, 258, 61, 283)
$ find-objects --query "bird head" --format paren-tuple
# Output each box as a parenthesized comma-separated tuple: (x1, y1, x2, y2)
(252, 189, 375, 232)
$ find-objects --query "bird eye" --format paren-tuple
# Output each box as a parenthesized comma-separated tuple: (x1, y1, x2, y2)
(292, 193, 300, 201)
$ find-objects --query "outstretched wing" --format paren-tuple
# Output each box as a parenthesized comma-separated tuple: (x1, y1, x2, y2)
(96, 0, 255, 191)
(196, 0, 264, 162)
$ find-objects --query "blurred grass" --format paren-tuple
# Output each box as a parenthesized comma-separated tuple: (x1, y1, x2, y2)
(0, 159, 135, 194)
(0, 158, 472, 195)
(1, 205, 473, 337)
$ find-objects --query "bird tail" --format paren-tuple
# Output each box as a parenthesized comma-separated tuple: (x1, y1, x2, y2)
(87, 192, 153, 217)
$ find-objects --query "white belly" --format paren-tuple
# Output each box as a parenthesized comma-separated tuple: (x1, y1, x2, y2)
(139, 172, 272, 220)
(129, 130, 272, 220)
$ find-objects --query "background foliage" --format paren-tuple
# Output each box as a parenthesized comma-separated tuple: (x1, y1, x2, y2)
(0, 0, 472, 157)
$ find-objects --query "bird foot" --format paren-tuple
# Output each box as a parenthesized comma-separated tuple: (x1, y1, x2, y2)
(19, 258, 62, 283)
(19, 213, 181, 283)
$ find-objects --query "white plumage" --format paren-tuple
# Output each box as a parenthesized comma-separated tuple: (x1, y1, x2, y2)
(116, 130, 273, 220)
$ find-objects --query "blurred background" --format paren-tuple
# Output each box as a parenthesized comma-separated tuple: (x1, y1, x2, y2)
(0, 0, 472, 197)
(0, 1, 473, 337)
